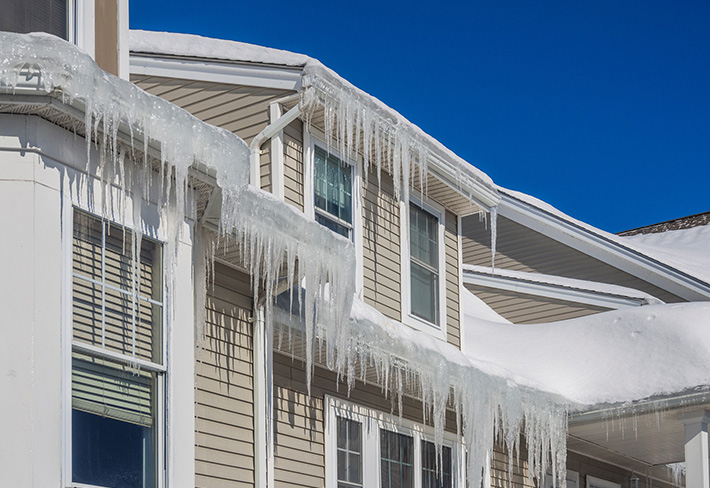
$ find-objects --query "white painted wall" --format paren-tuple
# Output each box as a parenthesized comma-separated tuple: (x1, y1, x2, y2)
(0, 114, 196, 487)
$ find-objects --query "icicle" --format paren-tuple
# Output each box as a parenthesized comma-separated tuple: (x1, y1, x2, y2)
(490, 205, 498, 273)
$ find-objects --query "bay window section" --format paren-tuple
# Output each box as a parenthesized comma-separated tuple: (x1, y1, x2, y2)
(380, 430, 414, 488)
(409, 202, 440, 326)
(314, 145, 353, 238)
(71, 209, 164, 488)
(422, 441, 452, 488)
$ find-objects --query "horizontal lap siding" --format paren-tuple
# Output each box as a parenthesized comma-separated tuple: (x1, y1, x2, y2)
(461, 214, 684, 306)
(363, 171, 401, 321)
(272, 352, 459, 488)
(283, 119, 304, 211)
(196, 263, 254, 488)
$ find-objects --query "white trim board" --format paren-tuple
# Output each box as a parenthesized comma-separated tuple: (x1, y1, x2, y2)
(498, 191, 710, 301)
(462, 266, 662, 310)
(129, 54, 302, 90)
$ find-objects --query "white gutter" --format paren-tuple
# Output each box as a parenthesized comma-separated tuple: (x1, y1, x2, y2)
(462, 265, 663, 310)
(249, 103, 302, 187)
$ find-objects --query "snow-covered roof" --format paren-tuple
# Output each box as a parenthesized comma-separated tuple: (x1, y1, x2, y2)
(500, 188, 710, 287)
(130, 30, 312, 67)
(129, 30, 500, 209)
(461, 287, 710, 406)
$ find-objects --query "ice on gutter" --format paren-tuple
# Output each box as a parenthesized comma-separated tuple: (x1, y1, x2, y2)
(276, 296, 569, 488)
(463, 264, 664, 307)
(129, 30, 501, 211)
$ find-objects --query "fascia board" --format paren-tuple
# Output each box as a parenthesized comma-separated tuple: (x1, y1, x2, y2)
(462, 269, 646, 310)
(129, 54, 302, 91)
(498, 193, 710, 301)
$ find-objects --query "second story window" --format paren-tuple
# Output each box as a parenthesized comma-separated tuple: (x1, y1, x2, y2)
(314, 145, 353, 238)
(409, 202, 441, 326)
(1, 0, 69, 40)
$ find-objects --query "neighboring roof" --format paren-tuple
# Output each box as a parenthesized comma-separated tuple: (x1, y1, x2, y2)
(461, 287, 710, 406)
(130, 30, 312, 66)
(618, 211, 710, 236)
(499, 187, 710, 291)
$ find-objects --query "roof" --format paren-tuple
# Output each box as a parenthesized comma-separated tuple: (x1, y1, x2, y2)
(618, 211, 710, 236)
(129, 30, 500, 210)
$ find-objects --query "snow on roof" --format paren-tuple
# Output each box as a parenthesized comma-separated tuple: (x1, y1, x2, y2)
(129, 30, 499, 208)
(461, 287, 710, 406)
(463, 264, 663, 304)
(130, 30, 312, 66)
(501, 188, 710, 286)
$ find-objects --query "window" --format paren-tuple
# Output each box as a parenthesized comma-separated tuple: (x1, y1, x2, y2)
(0, 0, 68, 40)
(337, 417, 363, 488)
(404, 199, 445, 333)
(327, 398, 462, 488)
(544, 470, 580, 488)
(71, 209, 164, 488)
(314, 145, 353, 238)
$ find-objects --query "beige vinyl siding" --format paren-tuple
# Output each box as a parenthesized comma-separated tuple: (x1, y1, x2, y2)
(283, 118, 304, 211)
(444, 210, 460, 347)
(130, 75, 297, 193)
(465, 284, 610, 324)
(461, 214, 684, 304)
(362, 170, 401, 321)
(195, 263, 254, 488)
(272, 351, 459, 488)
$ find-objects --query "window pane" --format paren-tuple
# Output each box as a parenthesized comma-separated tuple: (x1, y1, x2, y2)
(380, 430, 414, 488)
(410, 204, 438, 268)
(410, 262, 439, 325)
(72, 354, 157, 488)
(422, 441, 452, 488)
(314, 146, 352, 231)
(337, 417, 362, 488)
(316, 213, 350, 238)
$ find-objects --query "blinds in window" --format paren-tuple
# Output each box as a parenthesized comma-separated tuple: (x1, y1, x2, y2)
(72, 211, 163, 363)
(0, 0, 68, 39)
(72, 354, 155, 427)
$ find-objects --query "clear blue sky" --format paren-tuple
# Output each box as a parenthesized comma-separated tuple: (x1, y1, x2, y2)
(130, 0, 709, 233)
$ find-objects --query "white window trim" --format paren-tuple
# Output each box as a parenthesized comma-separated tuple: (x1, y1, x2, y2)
(325, 396, 465, 488)
(586, 476, 621, 488)
(62, 199, 169, 488)
(543, 469, 580, 488)
(400, 195, 447, 341)
(304, 128, 364, 296)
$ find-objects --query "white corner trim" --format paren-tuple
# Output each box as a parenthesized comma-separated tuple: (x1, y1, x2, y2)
(499, 192, 710, 301)
(117, 0, 130, 80)
(269, 103, 285, 200)
(129, 54, 302, 91)
(462, 267, 661, 310)
(74, 0, 95, 58)
(400, 196, 448, 341)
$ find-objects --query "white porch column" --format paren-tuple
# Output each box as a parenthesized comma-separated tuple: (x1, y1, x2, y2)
(678, 410, 710, 488)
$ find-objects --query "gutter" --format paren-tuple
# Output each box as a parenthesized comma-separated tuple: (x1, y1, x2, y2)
(568, 389, 710, 425)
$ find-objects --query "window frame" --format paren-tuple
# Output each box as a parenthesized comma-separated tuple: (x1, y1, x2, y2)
(325, 396, 465, 488)
(304, 129, 364, 295)
(63, 205, 167, 488)
(401, 195, 447, 340)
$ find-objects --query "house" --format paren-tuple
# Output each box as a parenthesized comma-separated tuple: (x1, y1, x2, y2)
(2, 4, 710, 488)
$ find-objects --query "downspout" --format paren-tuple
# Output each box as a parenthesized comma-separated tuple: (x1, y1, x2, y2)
(250, 97, 302, 488)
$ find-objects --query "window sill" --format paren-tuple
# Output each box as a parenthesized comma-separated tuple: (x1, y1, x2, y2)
(401, 313, 447, 342)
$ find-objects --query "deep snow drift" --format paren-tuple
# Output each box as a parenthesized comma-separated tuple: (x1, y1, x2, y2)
(462, 287, 710, 405)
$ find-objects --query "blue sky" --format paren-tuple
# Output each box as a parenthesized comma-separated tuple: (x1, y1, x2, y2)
(130, 1, 709, 233)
